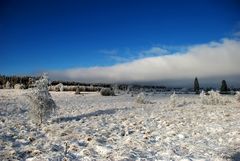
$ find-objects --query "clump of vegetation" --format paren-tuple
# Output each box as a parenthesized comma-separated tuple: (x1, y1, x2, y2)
(5, 81, 11, 89)
(14, 83, 25, 89)
(200, 90, 230, 105)
(135, 92, 147, 104)
(26, 73, 57, 124)
(100, 88, 115, 96)
(55, 83, 64, 92)
(112, 84, 120, 94)
(235, 91, 240, 102)
(75, 86, 81, 94)
(170, 91, 178, 107)
(200, 90, 207, 104)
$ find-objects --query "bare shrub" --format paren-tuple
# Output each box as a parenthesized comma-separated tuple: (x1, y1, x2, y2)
(26, 73, 57, 124)
(100, 88, 115, 96)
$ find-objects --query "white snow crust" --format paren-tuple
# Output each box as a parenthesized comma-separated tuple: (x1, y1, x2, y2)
(0, 89, 239, 161)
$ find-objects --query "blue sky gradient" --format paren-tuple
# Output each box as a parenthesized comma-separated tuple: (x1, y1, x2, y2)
(1, 0, 240, 75)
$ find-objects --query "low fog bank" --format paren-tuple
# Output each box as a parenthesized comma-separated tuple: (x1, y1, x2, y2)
(47, 75, 240, 89)
(49, 38, 240, 88)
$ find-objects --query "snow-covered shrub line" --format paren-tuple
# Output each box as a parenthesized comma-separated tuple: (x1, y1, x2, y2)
(200, 90, 230, 105)
(48, 85, 101, 92)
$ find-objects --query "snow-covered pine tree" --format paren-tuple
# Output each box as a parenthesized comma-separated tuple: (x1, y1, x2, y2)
(220, 80, 228, 94)
(194, 77, 200, 94)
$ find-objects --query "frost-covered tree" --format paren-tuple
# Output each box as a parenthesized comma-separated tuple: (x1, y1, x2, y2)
(55, 83, 64, 92)
(112, 84, 119, 94)
(170, 91, 178, 107)
(126, 85, 132, 94)
(5, 81, 11, 89)
(194, 77, 200, 94)
(75, 86, 80, 94)
(26, 73, 57, 124)
(199, 90, 207, 104)
(136, 92, 147, 104)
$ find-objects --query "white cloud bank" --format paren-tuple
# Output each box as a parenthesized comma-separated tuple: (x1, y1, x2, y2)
(49, 38, 240, 87)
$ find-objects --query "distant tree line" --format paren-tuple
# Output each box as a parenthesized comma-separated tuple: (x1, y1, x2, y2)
(51, 80, 112, 88)
(0, 74, 238, 94)
(0, 75, 39, 89)
(0, 75, 167, 90)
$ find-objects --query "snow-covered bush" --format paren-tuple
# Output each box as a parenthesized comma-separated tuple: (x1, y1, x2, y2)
(5, 81, 11, 89)
(235, 91, 240, 102)
(135, 92, 147, 104)
(26, 73, 57, 124)
(200, 90, 207, 104)
(126, 85, 132, 94)
(112, 84, 119, 94)
(14, 83, 25, 89)
(75, 86, 81, 94)
(200, 90, 229, 105)
(208, 90, 221, 105)
(100, 88, 115, 96)
(169, 91, 178, 107)
(55, 83, 64, 92)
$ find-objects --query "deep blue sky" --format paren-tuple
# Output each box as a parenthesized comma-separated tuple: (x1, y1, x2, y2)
(1, 0, 240, 75)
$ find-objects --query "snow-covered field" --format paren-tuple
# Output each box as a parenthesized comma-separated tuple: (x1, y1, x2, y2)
(0, 89, 239, 161)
